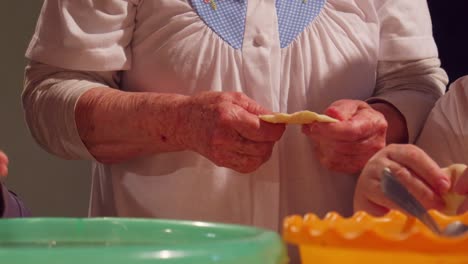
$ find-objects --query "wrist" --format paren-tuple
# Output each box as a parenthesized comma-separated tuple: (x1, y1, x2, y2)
(370, 102, 408, 144)
(138, 92, 191, 152)
(169, 95, 202, 152)
(76, 87, 191, 162)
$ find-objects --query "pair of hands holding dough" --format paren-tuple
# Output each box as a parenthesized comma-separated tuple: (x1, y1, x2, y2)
(181, 91, 387, 174)
(260, 100, 387, 174)
(354, 144, 468, 216)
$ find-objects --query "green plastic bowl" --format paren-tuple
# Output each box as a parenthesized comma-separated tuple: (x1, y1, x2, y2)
(0, 218, 288, 264)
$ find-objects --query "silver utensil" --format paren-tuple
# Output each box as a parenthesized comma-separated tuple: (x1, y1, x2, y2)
(381, 167, 468, 237)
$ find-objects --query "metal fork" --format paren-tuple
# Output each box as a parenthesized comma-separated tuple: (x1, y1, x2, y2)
(381, 167, 468, 237)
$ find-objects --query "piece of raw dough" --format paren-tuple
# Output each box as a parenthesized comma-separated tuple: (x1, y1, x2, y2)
(441, 164, 467, 215)
(259, 111, 338, 124)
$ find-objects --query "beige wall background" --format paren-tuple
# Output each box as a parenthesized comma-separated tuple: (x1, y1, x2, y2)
(0, 1, 90, 217)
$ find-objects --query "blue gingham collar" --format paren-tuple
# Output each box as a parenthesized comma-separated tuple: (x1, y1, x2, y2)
(191, 0, 326, 49)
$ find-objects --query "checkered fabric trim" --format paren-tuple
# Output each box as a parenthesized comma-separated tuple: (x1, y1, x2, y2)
(276, 0, 325, 48)
(191, 0, 247, 49)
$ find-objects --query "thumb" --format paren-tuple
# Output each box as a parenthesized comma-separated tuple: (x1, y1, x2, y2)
(324, 99, 367, 121)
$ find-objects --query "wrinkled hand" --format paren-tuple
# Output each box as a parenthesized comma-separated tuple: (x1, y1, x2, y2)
(354, 144, 451, 216)
(178, 92, 285, 173)
(302, 99, 387, 174)
(452, 168, 468, 214)
(0, 151, 8, 178)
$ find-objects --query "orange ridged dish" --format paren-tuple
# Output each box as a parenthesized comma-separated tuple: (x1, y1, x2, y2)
(283, 210, 468, 264)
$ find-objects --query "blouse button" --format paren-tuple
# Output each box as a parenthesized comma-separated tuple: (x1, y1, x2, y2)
(253, 34, 268, 47)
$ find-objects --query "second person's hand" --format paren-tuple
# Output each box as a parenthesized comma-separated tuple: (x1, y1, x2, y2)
(452, 168, 468, 214)
(0, 151, 8, 178)
(354, 144, 451, 216)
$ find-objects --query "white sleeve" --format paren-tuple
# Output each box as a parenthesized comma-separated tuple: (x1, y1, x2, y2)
(377, 0, 438, 61)
(22, 61, 120, 160)
(416, 76, 468, 167)
(368, 58, 448, 143)
(25, 0, 140, 71)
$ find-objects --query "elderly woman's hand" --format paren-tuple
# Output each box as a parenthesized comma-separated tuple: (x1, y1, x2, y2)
(302, 99, 387, 174)
(178, 91, 285, 173)
(0, 151, 8, 177)
(354, 144, 451, 216)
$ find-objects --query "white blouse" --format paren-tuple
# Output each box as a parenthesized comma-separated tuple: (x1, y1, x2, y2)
(24, 0, 447, 231)
(417, 76, 468, 167)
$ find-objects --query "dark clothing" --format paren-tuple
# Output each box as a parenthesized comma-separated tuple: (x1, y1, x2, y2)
(0, 184, 30, 217)
(427, 0, 468, 86)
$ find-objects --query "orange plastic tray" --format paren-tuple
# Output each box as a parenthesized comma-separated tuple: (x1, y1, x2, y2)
(283, 210, 468, 264)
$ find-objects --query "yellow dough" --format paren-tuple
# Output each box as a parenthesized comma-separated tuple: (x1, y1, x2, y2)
(441, 164, 467, 215)
(259, 111, 338, 124)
